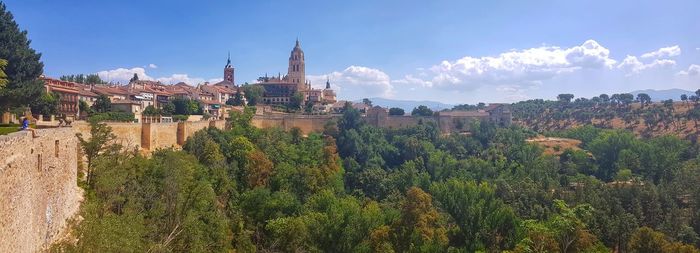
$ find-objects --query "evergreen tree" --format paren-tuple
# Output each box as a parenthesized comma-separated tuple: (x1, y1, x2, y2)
(129, 73, 139, 83)
(0, 2, 45, 110)
(0, 58, 7, 88)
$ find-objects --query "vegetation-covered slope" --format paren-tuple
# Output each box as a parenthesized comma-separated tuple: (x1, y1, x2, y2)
(53, 104, 700, 252)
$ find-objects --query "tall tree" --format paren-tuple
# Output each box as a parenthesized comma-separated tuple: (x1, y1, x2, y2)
(388, 107, 405, 116)
(637, 93, 651, 108)
(129, 73, 139, 83)
(76, 121, 119, 187)
(557, 94, 575, 103)
(0, 3, 45, 110)
(92, 94, 112, 113)
(242, 84, 264, 106)
(412, 105, 433, 116)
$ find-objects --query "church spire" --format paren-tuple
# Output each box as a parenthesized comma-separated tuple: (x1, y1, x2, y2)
(226, 51, 231, 66)
(295, 37, 301, 49)
(325, 76, 331, 89)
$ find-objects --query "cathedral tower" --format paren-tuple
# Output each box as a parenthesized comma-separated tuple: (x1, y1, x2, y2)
(287, 39, 306, 91)
(224, 52, 235, 86)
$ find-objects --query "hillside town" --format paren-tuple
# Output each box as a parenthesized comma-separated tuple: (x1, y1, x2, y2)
(39, 40, 340, 122)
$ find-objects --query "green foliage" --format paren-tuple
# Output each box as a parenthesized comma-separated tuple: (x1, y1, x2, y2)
(0, 58, 7, 88)
(91, 94, 111, 113)
(171, 114, 189, 122)
(172, 97, 202, 115)
(242, 84, 264, 106)
(76, 121, 119, 187)
(411, 105, 434, 116)
(88, 112, 135, 122)
(226, 91, 244, 106)
(289, 91, 304, 111)
(29, 90, 59, 115)
(161, 101, 175, 116)
(59, 73, 106, 84)
(78, 100, 93, 115)
(62, 97, 700, 252)
(0, 3, 45, 110)
(430, 179, 520, 251)
(388, 107, 405, 116)
(142, 105, 161, 116)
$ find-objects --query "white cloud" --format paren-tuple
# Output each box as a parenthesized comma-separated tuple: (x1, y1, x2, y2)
(677, 64, 700, 76)
(97, 67, 216, 85)
(410, 40, 617, 90)
(148, 63, 158, 69)
(308, 66, 393, 99)
(641, 45, 681, 59)
(97, 67, 152, 84)
(617, 55, 676, 75)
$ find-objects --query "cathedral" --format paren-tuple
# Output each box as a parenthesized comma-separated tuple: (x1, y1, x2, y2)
(256, 39, 336, 105)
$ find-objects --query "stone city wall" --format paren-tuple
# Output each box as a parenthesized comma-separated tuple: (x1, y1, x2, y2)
(0, 128, 83, 253)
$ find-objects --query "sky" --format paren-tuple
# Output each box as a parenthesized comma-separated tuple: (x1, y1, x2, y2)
(4, 0, 699, 104)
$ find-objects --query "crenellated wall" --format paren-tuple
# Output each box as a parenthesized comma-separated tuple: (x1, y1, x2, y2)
(0, 129, 83, 253)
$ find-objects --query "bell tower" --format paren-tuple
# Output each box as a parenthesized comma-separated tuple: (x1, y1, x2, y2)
(224, 52, 235, 87)
(287, 39, 306, 91)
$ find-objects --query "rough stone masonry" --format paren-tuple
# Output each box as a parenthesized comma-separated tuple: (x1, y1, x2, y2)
(0, 128, 83, 253)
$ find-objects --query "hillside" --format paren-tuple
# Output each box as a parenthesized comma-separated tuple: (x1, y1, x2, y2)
(512, 98, 700, 139)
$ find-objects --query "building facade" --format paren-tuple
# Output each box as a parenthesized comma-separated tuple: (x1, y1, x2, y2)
(257, 40, 337, 107)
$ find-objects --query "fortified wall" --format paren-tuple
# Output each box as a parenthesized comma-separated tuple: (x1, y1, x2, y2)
(73, 120, 229, 151)
(0, 129, 83, 253)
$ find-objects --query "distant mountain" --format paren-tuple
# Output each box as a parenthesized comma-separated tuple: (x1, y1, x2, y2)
(354, 97, 455, 112)
(630, 89, 695, 102)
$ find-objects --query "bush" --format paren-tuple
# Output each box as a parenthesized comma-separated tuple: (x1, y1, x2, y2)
(172, 115, 189, 122)
(88, 112, 136, 122)
(389, 107, 405, 116)
(411, 105, 433, 116)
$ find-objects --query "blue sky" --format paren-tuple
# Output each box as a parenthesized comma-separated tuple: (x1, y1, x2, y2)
(4, 0, 699, 103)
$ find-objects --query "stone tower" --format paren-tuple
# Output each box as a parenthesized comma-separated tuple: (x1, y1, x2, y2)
(224, 52, 235, 86)
(287, 39, 306, 91)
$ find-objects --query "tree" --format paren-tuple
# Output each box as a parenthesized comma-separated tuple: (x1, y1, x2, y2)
(0, 58, 7, 88)
(226, 92, 244, 106)
(129, 73, 139, 83)
(76, 120, 118, 188)
(92, 94, 112, 113)
(692, 95, 700, 105)
(161, 101, 175, 116)
(557, 94, 575, 103)
(79, 100, 93, 115)
(362, 98, 373, 106)
(245, 150, 273, 188)
(411, 105, 433, 116)
(142, 105, 161, 116)
(388, 107, 405, 116)
(637, 93, 651, 108)
(172, 97, 201, 115)
(627, 227, 671, 253)
(430, 179, 520, 251)
(619, 93, 635, 107)
(392, 187, 448, 252)
(29, 91, 59, 115)
(681, 94, 689, 108)
(289, 92, 304, 111)
(0, 3, 45, 110)
(242, 84, 264, 106)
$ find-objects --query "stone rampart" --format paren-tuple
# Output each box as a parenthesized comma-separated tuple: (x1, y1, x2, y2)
(0, 129, 83, 253)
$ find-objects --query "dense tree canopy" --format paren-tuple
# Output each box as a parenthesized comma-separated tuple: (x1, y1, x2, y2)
(0, 3, 45, 110)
